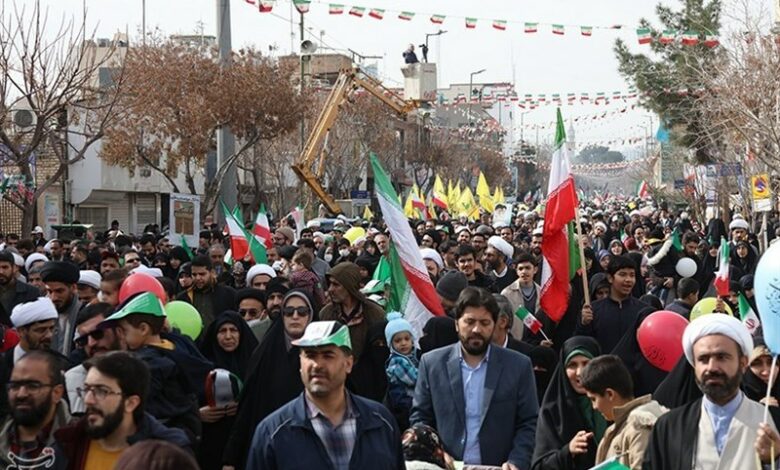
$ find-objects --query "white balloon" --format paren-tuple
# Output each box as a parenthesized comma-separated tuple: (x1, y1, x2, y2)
(676, 257, 697, 278)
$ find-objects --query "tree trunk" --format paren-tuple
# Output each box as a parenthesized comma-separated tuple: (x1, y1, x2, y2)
(21, 202, 36, 236)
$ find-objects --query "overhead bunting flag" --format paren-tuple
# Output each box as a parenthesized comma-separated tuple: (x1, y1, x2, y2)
(349, 6, 365, 17)
(682, 30, 699, 46)
(328, 3, 344, 14)
(703, 34, 719, 47)
(713, 238, 730, 297)
(293, 0, 310, 13)
(552, 24, 565, 35)
(259, 0, 275, 12)
(370, 153, 445, 339)
(245, 0, 256, 4)
(465, 17, 477, 29)
(637, 27, 652, 44)
(493, 20, 507, 31)
(540, 109, 578, 322)
(398, 11, 414, 20)
(660, 29, 676, 44)
(581, 26, 593, 36)
(368, 8, 384, 19)
(430, 14, 445, 24)
(524, 22, 538, 33)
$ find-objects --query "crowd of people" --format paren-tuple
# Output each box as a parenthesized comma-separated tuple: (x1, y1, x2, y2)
(0, 200, 778, 470)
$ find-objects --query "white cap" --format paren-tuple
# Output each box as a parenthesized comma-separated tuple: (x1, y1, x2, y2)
(24, 253, 48, 273)
(682, 314, 753, 365)
(487, 236, 514, 259)
(419, 248, 443, 270)
(31, 226, 44, 234)
(11, 297, 58, 327)
(12, 253, 23, 268)
(78, 270, 102, 290)
(729, 219, 749, 231)
(246, 263, 277, 284)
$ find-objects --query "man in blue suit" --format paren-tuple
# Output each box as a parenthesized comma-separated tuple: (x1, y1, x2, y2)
(410, 287, 538, 470)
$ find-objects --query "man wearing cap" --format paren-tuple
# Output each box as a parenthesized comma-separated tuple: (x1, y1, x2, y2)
(320, 262, 386, 362)
(77, 271, 101, 305)
(40, 261, 82, 357)
(246, 321, 404, 470)
(485, 236, 517, 293)
(643, 314, 780, 469)
(0, 251, 41, 326)
(273, 227, 295, 247)
(245, 263, 276, 291)
(436, 271, 469, 314)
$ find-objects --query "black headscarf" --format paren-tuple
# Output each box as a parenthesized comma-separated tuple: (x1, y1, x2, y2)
(198, 311, 258, 379)
(532, 336, 605, 470)
(610, 306, 668, 396)
(653, 355, 701, 409)
(419, 316, 458, 354)
(347, 318, 389, 403)
(742, 339, 780, 404)
(529, 345, 558, 406)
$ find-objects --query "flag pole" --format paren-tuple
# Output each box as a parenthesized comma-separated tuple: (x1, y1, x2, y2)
(574, 206, 591, 306)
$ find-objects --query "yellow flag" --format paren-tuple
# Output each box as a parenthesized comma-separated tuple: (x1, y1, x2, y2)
(476, 172, 494, 213)
(452, 181, 462, 211)
(404, 192, 416, 218)
(363, 205, 374, 220)
(458, 187, 480, 220)
(493, 186, 505, 206)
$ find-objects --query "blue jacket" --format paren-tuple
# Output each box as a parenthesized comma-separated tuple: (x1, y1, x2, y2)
(410, 343, 538, 468)
(246, 392, 404, 470)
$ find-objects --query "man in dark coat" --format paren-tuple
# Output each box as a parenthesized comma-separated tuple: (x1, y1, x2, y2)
(0, 251, 41, 326)
(176, 255, 236, 332)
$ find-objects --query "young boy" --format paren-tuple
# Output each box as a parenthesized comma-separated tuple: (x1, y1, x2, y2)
(102, 292, 209, 446)
(579, 355, 666, 469)
(384, 312, 419, 430)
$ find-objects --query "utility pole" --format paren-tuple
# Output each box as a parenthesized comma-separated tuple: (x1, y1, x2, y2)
(141, 0, 146, 45)
(216, 0, 237, 223)
(300, 12, 305, 151)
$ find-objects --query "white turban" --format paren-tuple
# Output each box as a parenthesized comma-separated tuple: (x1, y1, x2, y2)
(11, 297, 58, 327)
(130, 265, 163, 278)
(78, 270, 102, 290)
(24, 253, 48, 273)
(12, 253, 23, 268)
(419, 248, 443, 270)
(729, 219, 749, 231)
(487, 236, 514, 259)
(594, 221, 607, 232)
(682, 314, 754, 365)
(246, 263, 277, 284)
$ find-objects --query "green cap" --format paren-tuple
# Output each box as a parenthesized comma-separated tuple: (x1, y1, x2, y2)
(292, 321, 352, 350)
(103, 292, 166, 323)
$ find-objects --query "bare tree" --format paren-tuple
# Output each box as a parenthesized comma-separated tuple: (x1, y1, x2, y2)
(0, 2, 124, 232)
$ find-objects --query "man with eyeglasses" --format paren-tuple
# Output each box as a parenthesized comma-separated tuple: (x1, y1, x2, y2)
(236, 288, 270, 342)
(121, 251, 142, 270)
(65, 303, 125, 415)
(0, 350, 71, 469)
(55, 352, 191, 469)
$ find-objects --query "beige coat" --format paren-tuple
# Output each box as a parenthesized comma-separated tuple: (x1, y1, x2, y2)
(595, 395, 667, 469)
(500, 280, 541, 340)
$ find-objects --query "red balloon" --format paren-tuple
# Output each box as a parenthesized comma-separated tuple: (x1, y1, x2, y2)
(636, 310, 689, 372)
(118, 272, 167, 305)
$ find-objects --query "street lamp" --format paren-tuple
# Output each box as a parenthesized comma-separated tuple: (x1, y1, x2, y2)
(423, 30, 447, 62)
(468, 68, 486, 126)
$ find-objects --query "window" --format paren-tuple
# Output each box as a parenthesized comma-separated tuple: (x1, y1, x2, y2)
(76, 207, 108, 233)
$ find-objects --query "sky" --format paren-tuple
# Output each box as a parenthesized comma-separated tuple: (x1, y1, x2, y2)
(36, 0, 773, 155)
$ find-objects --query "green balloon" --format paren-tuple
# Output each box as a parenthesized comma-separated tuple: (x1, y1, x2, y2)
(690, 297, 733, 321)
(165, 301, 203, 340)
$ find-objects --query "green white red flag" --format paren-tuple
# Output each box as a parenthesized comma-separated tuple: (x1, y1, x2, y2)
(682, 30, 699, 46)
(515, 306, 543, 334)
(349, 6, 365, 17)
(258, 0, 274, 12)
(328, 4, 344, 14)
(370, 153, 444, 338)
(293, 0, 310, 14)
(552, 24, 565, 35)
(713, 238, 731, 297)
(493, 20, 507, 31)
(524, 22, 538, 33)
(368, 8, 384, 19)
(398, 11, 414, 21)
(465, 17, 477, 29)
(252, 204, 273, 249)
(581, 26, 593, 36)
(637, 28, 652, 44)
(637, 180, 650, 199)
(222, 203, 250, 260)
(430, 14, 445, 24)
(540, 109, 578, 321)
(738, 292, 760, 334)
(660, 29, 676, 44)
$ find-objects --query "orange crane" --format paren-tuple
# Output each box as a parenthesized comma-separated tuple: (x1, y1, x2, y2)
(291, 67, 417, 215)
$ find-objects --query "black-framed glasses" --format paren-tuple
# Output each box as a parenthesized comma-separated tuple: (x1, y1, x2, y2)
(75, 329, 106, 346)
(76, 385, 122, 401)
(282, 306, 311, 317)
(6, 381, 55, 393)
(239, 308, 261, 317)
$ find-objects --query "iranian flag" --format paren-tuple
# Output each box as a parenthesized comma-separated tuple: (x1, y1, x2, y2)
(293, 0, 310, 14)
(370, 153, 445, 338)
(252, 204, 274, 250)
(411, 186, 426, 212)
(524, 22, 538, 33)
(704, 35, 719, 47)
(581, 26, 593, 36)
(540, 109, 578, 322)
(552, 24, 565, 35)
(713, 238, 731, 297)
(465, 17, 477, 29)
(223, 206, 250, 261)
(430, 14, 445, 24)
(368, 8, 384, 19)
(660, 29, 676, 44)
(288, 205, 305, 240)
(398, 11, 414, 21)
(245, 0, 256, 4)
(637, 27, 652, 44)
(329, 4, 344, 14)
(259, 0, 274, 12)
(738, 292, 761, 334)
(515, 306, 543, 334)
(637, 180, 650, 199)
(682, 30, 699, 46)
(349, 6, 365, 17)
(493, 20, 507, 31)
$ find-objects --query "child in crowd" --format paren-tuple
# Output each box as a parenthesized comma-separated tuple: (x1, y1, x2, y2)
(385, 312, 419, 430)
